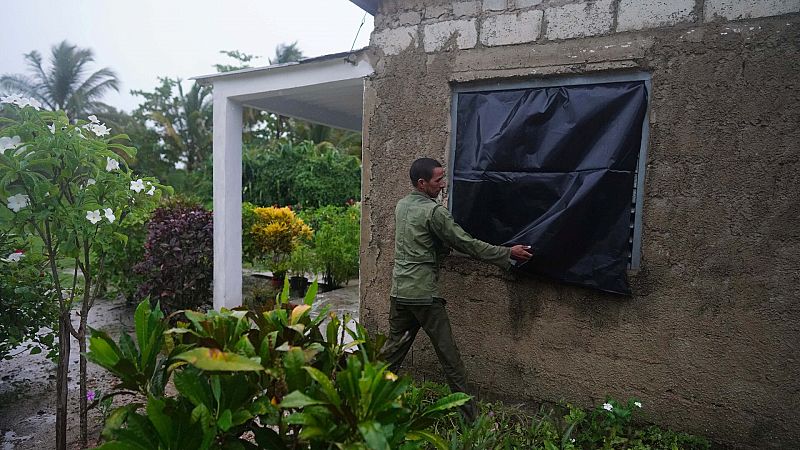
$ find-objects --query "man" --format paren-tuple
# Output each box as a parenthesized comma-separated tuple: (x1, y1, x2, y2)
(385, 157, 533, 420)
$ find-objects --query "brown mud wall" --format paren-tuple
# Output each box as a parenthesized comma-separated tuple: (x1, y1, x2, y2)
(360, 10, 800, 449)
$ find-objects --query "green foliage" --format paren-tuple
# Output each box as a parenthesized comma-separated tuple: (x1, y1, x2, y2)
(90, 282, 466, 449)
(97, 200, 154, 303)
(86, 300, 168, 397)
(302, 204, 361, 288)
(0, 232, 57, 360)
(242, 140, 360, 208)
(440, 399, 710, 450)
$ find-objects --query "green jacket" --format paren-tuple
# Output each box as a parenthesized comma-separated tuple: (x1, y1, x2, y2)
(391, 190, 512, 304)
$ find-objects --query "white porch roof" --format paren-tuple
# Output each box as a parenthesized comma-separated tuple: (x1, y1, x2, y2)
(196, 50, 373, 309)
(194, 50, 372, 131)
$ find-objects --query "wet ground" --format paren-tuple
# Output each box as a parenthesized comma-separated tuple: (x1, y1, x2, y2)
(0, 275, 360, 449)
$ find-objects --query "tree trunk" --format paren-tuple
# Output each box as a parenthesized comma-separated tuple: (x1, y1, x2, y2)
(78, 316, 88, 448)
(55, 311, 71, 450)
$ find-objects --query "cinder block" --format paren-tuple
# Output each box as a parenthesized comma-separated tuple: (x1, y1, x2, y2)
(371, 26, 419, 56)
(617, 0, 695, 31)
(454, 1, 480, 18)
(483, 0, 508, 12)
(705, 0, 800, 21)
(545, 0, 615, 40)
(424, 19, 479, 52)
(398, 11, 422, 26)
(425, 5, 450, 19)
(516, 0, 543, 8)
(481, 10, 543, 46)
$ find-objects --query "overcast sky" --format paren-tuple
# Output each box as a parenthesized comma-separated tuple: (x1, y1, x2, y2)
(0, 0, 374, 112)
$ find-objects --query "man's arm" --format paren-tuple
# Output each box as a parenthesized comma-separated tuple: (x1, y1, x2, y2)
(430, 205, 532, 269)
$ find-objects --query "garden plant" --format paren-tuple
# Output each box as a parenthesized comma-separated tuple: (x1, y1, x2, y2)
(0, 94, 169, 449)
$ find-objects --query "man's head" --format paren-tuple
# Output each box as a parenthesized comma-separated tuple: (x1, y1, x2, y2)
(410, 158, 446, 198)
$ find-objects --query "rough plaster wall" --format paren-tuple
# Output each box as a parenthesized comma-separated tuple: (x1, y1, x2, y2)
(361, 2, 800, 448)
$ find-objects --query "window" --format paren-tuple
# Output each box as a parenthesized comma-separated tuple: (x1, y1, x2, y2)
(449, 73, 651, 294)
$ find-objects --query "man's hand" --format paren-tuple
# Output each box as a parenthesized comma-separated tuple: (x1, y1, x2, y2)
(510, 245, 533, 262)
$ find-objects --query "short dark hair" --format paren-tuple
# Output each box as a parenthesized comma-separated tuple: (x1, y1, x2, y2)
(409, 158, 442, 186)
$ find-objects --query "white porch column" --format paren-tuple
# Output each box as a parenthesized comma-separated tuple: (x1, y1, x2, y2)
(212, 92, 243, 310)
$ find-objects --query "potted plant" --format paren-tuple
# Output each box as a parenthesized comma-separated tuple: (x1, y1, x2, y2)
(248, 206, 313, 289)
(288, 244, 315, 298)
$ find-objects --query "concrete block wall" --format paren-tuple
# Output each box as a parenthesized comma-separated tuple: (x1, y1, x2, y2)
(363, 1, 800, 448)
(371, 0, 800, 55)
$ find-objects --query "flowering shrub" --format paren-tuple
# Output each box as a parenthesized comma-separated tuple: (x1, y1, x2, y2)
(0, 93, 168, 447)
(248, 206, 312, 275)
(134, 198, 213, 313)
(0, 232, 58, 360)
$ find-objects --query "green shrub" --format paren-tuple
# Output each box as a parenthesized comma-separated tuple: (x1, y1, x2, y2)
(88, 282, 467, 449)
(242, 140, 360, 208)
(97, 201, 154, 303)
(0, 232, 58, 360)
(301, 204, 360, 289)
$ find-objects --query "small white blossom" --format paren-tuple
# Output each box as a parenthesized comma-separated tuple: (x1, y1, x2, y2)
(89, 123, 111, 137)
(1, 93, 23, 105)
(7, 193, 30, 212)
(602, 403, 613, 411)
(0, 94, 41, 110)
(86, 210, 102, 224)
(103, 207, 116, 223)
(88, 115, 100, 124)
(106, 157, 120, 172)
(86, 178, 96, 186)
(571, 438, 576, 443)
(47, 123, 56, 134)
(0, 136, 22, 151)
(1, 251, 24, 263)
(130, 178, 145, 193)
(146, 182, 155, 196)
(634, 401, 642, 408)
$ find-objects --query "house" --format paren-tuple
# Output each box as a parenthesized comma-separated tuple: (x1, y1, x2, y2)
(198, 1, 800, 447)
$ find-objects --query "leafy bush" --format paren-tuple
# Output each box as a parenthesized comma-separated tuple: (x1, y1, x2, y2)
(247, 205, 312, 276)
(439, 399, 710, 450)
(88, 283, 467, 449)
(302, 204, 360, 288)
(97, 202, 154, 303)
(134, 198, 213, 313)
(242, 140, 360, 208)
(0, 232, 58, 360)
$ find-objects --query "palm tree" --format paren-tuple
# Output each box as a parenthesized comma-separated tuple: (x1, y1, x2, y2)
(1, 40, 119, 119)
(269, 41, 304, 64)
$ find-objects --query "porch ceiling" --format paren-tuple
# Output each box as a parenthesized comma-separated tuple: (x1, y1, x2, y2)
(193, 50, 373, 132)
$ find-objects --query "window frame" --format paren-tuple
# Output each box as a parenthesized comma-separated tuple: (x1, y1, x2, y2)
(448, 72, 652, 270)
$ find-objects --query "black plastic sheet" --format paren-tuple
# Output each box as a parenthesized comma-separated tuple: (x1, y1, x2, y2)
(451, 81, 648, 295)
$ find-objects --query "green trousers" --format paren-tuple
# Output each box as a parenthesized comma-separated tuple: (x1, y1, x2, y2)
(384, 297, 477, 421)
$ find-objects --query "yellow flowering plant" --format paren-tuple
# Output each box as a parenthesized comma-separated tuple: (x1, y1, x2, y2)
(249, 206, 312, 276)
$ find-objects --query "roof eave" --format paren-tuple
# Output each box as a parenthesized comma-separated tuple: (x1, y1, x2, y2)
(349, 0, 379, 15)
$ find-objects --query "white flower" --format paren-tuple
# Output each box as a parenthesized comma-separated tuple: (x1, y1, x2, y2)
(14, 97, 41, 110)
(634, 401, 642, 408)
(571, 438, 576, 443)
(47, 123, 56, 134)
(1, 93, 23, 105)
(106, 157, 119, 172)
(86, 178, 96, 186)
(86, 210, 102, 224)
(88, 115, 100, 124)
(602, 403, 613, 411)
(103, 208, 116, 223)
(7, 193, 30, 212)
(130, 178, 145, 193)
(0, 135, 22, 151)
(90, 123, 111, 137)
(146, 182, 155, 196)
(1, 251, 24, 263)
